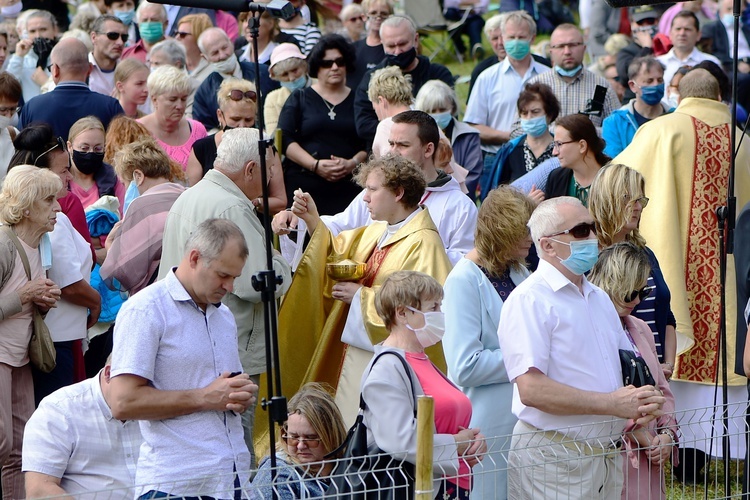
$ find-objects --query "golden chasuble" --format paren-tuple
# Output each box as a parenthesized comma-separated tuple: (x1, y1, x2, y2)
(613, 98, 750, 385)
(255, 208, 452, 442)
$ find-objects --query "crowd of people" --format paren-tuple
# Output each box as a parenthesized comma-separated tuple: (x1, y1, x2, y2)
(0, 0, 749, 499)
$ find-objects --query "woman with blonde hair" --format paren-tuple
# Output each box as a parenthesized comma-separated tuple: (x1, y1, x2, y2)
(588, 242, 678, 500)
(368, 65, 412, 157)
(114, 58, 149, 119)
(173, 13, 213, 73)
(589, 163, 677, 379)
(443, 186, 534, 499)
(139, 65, 207, 171)
(252, 382, 347, 498)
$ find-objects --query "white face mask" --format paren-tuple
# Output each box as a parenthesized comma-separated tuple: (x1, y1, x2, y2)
(1, 1, 22, 16)
(212, 53, 238, 75)
(405, 306, 445, 348)
(0, 113, 18, 129)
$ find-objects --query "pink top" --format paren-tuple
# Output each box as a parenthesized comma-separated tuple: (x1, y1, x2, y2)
(69, 179, 127, 217)
(143, 118, 207, 171)
(405, 351, 472, 490)
(216, 10, 239, 42)
(0, 240, 43, 367)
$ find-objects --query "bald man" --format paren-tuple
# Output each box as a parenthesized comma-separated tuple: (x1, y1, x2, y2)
(614, 67, 750, 479)
(18, 38, 123, 137)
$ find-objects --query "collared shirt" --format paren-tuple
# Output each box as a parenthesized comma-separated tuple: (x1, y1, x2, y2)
(122, 39, 149, 64)
(5, 51, 46, 102)
(465, 57, 550, 153)
(22, 374, 142, 498)
(526, 68, 621, 129)
(657, 47, 722, 89)
(722, 19, 750, 60)
(88, 52, 116, 97)
(111, 269, 251, 499)
(497, 259, 630, 442)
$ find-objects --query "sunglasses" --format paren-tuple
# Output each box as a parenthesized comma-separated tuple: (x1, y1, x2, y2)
(629, 196, 649, 208)
(173, 31, 191, 39)
(97, 31, 129, 43)
(34, 136, 67, 166)
(624, 285, 654, 303)
(282, 434, 321, 448)
(227, 89, 257, 102)
(319, 57, 346, 68)
(545, 222, 597, 239)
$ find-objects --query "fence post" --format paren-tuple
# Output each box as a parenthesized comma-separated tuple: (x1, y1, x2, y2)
(415, 395, 434, 500)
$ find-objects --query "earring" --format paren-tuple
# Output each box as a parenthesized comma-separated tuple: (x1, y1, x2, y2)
(23, 210, 29, 216)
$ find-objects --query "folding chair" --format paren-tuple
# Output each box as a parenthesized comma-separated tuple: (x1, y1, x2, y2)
(400, 0, 472, 63)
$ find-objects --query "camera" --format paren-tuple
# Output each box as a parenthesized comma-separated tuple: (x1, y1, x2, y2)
(263, 0, 295, 19)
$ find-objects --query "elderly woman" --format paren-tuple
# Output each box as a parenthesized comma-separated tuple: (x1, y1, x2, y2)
(589, 163, 677, 379)
(442, 186, 534, 500)
(360, 270, 486, 498)
(264, 43, 310, 134)
(415, 80, 482, 197)
(546, 113, 610, 206)
(0, 166, 63, 499)
(114, 58, 149, 119)
(589, 242, 678, 500)
(338, 4, 366, 42)
(101, 138, 185, 296)
(139, 65, 207, 171)
(482, 83, 560, 197)
(173, 13, 212, 74)
(0, 71, 22, 180)
(279, 34, 367, 215)
(251, 382, 347, 499)
(277, 154, 452, 425)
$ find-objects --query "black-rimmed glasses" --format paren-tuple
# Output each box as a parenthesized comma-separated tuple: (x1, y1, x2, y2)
(552, 140, 576, 149)
(545, 222, 597, 239)
(34, 136, 67, 166)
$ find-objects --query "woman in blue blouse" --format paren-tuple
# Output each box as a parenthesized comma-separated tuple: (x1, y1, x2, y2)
(442, 186, 535, 500)
(589, 163, 677, 379)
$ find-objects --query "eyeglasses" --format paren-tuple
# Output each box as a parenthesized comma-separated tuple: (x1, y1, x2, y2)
(0, 105, 19, 116)
(97, 31, 129, 42)
(550, 41, 584, 50)
(34, 136, 67, 166)
(319, 57, 346, 68)
(624, 285, 654, 303)
(227, 89, 257, 102)
(282, 434, 321, 448)
(552, 140, 576, 149)
(173, 31, 191, 39)
(367, 11, 390, 19)
(545, 222, 597, 239)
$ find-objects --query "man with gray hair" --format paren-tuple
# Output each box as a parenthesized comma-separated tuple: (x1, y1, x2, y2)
(192, 28, 276, 132)
(7, 10, 58, 101)
(110, 218, 257, 499)
(158, 128, 292, 466)
(18, 37, 124, 137)
(497, 196, 665, 499)
(354, 14, 454, 147)
(121, 0, 168, 63)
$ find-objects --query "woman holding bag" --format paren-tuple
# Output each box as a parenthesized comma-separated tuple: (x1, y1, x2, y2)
(0, 165, 63, 499)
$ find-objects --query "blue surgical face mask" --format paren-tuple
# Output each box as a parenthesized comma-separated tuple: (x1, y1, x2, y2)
(722, 13, 735, 26)
(429, 111, 452, 130)
(520, 115, 549, 137)
(549, 238, 599, 275)
(114, 8, 135, 25)
(637, 82, 665, 106)
(504, 39, 531, 60)
(554, 64, 582, 78)
(280, 74, 307, 92)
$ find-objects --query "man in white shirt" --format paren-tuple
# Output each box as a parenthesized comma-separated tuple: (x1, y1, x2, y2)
(497, 196, 665, 499)
(272, 110, 477, 265)
(23, 360, 142, 499)
(465, 11, 550, 171)
(89, 15, 129, 96)
(657, 10, 721, 85)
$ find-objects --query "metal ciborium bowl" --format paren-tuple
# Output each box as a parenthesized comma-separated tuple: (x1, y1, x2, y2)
(326, 259, 366, 282)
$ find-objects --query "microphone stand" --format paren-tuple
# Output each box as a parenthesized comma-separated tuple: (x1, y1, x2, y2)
(246, 7, 287, 500)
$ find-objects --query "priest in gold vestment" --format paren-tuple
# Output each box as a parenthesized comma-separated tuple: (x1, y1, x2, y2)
(275, 155, 452, 424)
(614, 69, 750, 465)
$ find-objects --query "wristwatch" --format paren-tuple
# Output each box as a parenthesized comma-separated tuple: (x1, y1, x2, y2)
(659, 429, 676, 442)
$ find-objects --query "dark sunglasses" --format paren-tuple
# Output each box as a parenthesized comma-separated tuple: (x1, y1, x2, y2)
(98, 31, 129, 43)
(545, 222, 597, 239)
(227, 89, 257, 102)
(34, 136, 67, 166)
(624, 285, 654, 303)
(173, 31, 191, 39)
(319, 57, 346, 68)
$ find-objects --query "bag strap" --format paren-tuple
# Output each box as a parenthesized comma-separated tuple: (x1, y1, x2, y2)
(359, 350, 417, 417)
(1, 226, 31, 280)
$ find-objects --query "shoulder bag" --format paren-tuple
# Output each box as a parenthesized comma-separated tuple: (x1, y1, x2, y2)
(1, 226, 56, 373)
(323, 351, 416, 499)
(619, 349, 655, 388)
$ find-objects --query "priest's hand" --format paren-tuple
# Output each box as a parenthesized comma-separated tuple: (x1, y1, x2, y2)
(291, 189, 320, 234)
(332, 282, 362, 304)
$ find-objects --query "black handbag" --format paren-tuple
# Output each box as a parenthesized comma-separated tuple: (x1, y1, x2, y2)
(323, 351, 416, 499)
(619, 349, 656, 388)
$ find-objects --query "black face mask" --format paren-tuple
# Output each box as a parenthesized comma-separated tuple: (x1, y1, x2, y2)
(385, 46, 416, 70)
(73, 151, 104, 176)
